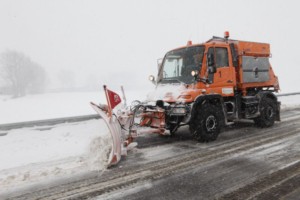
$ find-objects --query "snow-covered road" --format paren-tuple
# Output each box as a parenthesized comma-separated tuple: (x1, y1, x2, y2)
(4, 108, 300, 200)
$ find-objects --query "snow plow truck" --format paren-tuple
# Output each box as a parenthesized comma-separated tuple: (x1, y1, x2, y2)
(91, 32, 280, 166)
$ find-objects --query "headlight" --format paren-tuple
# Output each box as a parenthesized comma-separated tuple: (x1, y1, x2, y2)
(149, 75, 155, 81)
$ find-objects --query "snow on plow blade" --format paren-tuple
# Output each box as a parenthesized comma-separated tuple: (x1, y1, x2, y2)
(90, 102, 124, 166)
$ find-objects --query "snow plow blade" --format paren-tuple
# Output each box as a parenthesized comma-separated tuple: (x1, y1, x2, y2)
(90, 102, 124, 166)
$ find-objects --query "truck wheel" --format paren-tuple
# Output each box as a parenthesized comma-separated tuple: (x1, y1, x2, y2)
(254, 98, 276, 128)
(189, 104, 221, 142)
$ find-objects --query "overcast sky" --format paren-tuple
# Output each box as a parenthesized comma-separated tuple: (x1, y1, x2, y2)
(0, 0, 299, 92)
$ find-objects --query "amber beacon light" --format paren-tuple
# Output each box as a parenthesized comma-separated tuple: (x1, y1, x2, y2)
(224, 31, 230, 39)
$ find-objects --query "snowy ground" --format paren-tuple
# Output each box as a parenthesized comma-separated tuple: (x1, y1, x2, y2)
(0, 91, 299, 195)
(0, 119, 112, 194)
(0, 90, 149, 194)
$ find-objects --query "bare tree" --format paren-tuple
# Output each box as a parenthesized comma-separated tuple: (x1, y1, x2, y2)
(0, 50, 47, 97)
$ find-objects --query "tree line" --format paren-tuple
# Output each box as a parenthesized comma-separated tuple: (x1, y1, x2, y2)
(0, 50, 47, 97)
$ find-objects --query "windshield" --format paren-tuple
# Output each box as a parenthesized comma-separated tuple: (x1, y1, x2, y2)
(159, 46, 204, 84)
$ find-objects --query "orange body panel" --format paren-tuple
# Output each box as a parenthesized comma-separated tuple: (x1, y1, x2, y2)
(140, 110, 165, 128)
(163, 37, 279, 101)
(236, 41, 270, 57)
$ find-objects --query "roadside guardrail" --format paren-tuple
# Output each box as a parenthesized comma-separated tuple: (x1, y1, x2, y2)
(0, 114, 100, 131)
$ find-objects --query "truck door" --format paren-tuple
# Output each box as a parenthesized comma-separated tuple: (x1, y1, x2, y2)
(207, 46, 236, 96)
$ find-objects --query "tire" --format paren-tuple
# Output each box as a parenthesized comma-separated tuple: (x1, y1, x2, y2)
(254, 98, 276, 128)
(189, 104, 222, 142)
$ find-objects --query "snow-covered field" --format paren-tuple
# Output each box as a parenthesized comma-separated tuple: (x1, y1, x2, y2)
(278, 95, 300, 110)
(0, 90, 149, 124)
(0, 91, 299, 195)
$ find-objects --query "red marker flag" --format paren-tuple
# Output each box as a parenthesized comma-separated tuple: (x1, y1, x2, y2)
(107, 88, 121, 109)
(103, 85, 121, 117)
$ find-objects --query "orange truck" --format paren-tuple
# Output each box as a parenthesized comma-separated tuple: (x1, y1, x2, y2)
(91, 32, 280, 165)
(145, 31, 280, 142)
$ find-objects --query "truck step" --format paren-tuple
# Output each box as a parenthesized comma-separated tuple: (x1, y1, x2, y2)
(226, 121, 235, 126)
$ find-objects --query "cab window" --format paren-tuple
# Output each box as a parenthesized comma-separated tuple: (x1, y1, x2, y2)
(207, 47, 229, 68)
(216, 47, 229, 67)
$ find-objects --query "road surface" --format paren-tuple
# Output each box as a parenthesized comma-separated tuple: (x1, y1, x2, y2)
(3, 108, 300, 200)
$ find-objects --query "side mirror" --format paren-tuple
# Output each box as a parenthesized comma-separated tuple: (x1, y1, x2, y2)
(207, 53, 216, 74)
(208, 66, 217, 74)
(149, 75, 156, 85)
(207, 53, 214, 66)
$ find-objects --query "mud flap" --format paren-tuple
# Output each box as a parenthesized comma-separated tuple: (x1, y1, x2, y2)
(276, 101, 281, 121)
(90, 102, 124, 166)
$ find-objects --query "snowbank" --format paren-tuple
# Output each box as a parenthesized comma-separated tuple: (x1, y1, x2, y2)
(0, 119, 112, 194)
(0, 90, 148, 194)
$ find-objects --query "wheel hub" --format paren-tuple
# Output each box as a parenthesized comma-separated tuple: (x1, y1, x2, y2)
(206, 115, 217, 132)
(266, 106, 274, 119)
